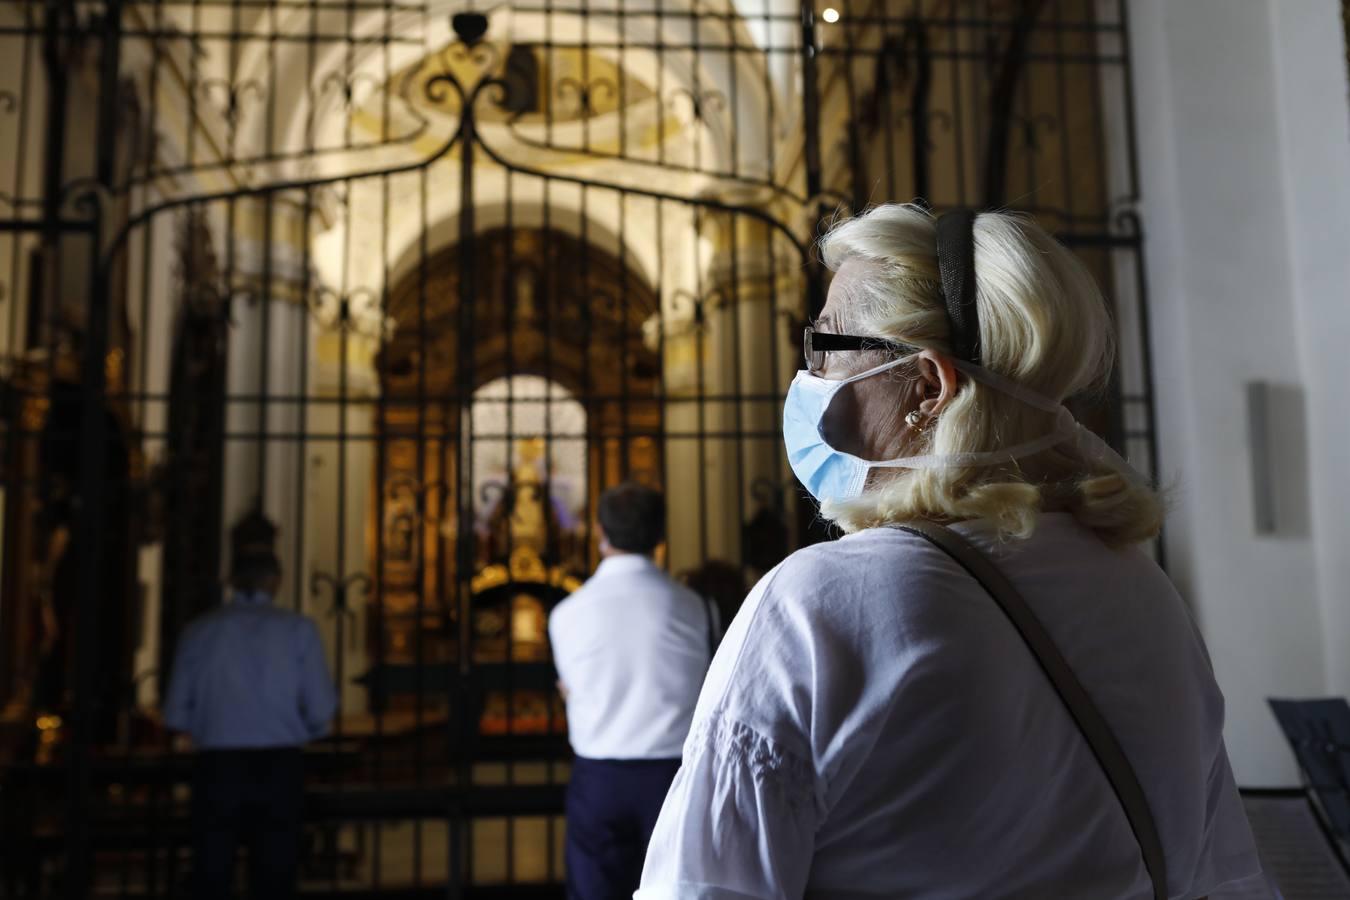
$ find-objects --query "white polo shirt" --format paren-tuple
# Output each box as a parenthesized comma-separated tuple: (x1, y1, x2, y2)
(638, 515, 1260, 899)
(549, 554, 716, 761)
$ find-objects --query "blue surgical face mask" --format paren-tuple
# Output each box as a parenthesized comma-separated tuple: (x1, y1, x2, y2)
(782, 354, 1112, 504)
(782, 356, 913, 503)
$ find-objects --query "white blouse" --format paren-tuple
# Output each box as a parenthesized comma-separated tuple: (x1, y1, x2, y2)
(636, 515, 1260, 900)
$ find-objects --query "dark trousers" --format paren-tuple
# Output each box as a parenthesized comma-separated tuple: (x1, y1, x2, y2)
(565, 756, 682, 900)
(191, 748, 304, 900)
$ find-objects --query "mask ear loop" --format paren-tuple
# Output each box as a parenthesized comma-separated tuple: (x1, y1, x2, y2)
(1064, 413, 1155, 492)
(870, 426, 1077, 470)
(836, 352, 1154, 491)
(947, 358, 1154, 490)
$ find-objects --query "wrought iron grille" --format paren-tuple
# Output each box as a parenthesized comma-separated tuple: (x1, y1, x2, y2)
(0, 0, 1156, 896)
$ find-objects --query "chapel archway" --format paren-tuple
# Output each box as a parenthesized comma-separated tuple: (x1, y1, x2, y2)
(366, 225, 661, 722)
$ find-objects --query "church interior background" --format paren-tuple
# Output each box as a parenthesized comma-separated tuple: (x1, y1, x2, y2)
(0, 0, 1161, 895)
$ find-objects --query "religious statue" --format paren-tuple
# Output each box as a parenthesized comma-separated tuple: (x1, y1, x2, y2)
(475, 436, 581, 565)
(507, 437, 549, 554)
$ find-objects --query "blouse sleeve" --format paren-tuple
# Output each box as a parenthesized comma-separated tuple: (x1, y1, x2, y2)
(636, 715, 820, 900)
(1186, 743, 1262, 897)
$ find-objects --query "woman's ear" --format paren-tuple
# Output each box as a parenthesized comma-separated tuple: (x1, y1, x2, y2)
(915, 350, 960, 417)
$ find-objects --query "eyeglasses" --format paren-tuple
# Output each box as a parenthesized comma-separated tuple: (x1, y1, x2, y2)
(802, 325, 919, 374)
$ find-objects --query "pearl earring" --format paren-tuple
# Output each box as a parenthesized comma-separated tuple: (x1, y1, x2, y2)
(905, 410, 924, 428)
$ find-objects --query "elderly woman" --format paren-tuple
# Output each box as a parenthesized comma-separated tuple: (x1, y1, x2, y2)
(636, 205, 1259, 899)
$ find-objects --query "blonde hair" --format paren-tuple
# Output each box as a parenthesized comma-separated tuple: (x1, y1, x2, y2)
(818, 204, 1163, 547)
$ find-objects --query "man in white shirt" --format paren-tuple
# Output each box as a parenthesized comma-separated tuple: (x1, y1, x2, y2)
(549, 483, 716, 900)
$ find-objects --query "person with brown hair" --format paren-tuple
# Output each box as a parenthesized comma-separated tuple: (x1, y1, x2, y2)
(165, 516, 337, 900)
(549, 482, 717, 900)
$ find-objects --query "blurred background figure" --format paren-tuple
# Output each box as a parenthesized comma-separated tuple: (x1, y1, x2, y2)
(677, 560, 746, 654)
(549, 483, 718, 900)
(164, 511, 338, 900)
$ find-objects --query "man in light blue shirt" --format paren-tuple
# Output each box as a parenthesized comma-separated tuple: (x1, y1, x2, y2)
(164, 543, 337, 900)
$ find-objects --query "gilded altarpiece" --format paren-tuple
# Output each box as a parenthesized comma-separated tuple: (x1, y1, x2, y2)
(369, 227, 661, 733)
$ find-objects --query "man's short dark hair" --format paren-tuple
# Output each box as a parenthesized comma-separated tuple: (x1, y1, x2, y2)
(231, 551, 282, 594)
(598, 482, 665, 554)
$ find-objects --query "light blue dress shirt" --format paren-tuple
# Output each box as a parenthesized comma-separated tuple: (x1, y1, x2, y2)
(164, 592, 339, 749)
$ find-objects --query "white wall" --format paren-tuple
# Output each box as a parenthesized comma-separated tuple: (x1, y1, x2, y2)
(1269, 0, 1350, 717)
(1130, 0, 1350, 786)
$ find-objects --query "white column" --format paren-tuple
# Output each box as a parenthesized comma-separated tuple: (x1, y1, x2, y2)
(221, 198, 312, 595)
(305, 327, 380, 715)
(703, 213, 804, 577)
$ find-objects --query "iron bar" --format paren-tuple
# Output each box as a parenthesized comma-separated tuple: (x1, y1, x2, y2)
(0, 1, 1155, 893)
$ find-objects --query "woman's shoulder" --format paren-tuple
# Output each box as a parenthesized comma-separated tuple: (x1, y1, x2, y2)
(695, 527, 964, 768)
(760, 526, 960, 606)
(747, 518, 1154, 644)
(776, 524, 944, 574)
(724, 526, 958, 659)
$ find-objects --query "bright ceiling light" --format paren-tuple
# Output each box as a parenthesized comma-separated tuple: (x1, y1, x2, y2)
(822, 7, 841, 23)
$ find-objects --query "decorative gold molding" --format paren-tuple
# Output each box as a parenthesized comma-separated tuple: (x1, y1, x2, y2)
(470, 546, 582, 595)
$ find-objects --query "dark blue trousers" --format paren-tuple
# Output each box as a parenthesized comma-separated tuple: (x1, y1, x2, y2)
(190, 747, 304, 900)
(565, 756, 682, 900)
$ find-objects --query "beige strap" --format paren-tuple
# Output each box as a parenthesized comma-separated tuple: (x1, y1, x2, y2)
(895, 521, 1168, 900)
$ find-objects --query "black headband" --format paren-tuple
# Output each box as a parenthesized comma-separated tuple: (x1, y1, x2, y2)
(935, 210, 980, 365)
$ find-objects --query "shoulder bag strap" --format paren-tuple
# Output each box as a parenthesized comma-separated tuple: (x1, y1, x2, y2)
(895, 520, 1168, 900)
